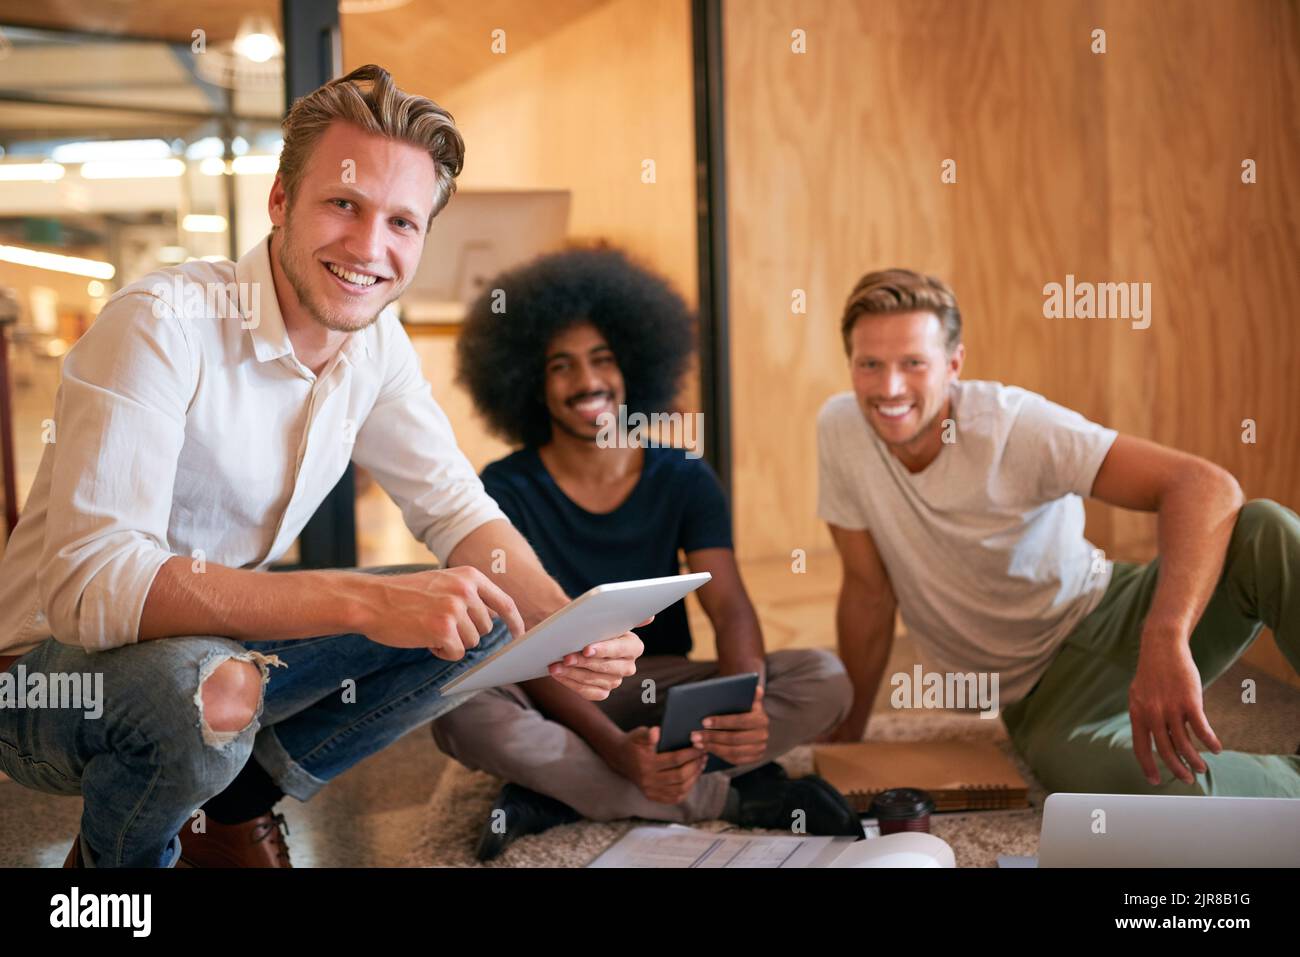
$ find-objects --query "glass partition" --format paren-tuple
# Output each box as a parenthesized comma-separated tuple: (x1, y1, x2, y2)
(0, 9, 283, 537)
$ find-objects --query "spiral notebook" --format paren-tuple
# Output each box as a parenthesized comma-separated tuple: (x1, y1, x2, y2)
(812, 740, 1029, 813)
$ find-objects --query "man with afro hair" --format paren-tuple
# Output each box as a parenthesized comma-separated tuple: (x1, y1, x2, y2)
(433, 247, 860, 860)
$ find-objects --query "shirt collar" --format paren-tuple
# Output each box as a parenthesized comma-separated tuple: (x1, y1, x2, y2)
(235, 233, 377, 367)
(342, 313, 377, 364)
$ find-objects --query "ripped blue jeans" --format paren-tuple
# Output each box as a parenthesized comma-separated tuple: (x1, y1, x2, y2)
(0, 597, 511, 867)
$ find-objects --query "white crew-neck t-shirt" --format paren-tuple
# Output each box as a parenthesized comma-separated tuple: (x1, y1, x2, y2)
(816, 380, 1119, 706)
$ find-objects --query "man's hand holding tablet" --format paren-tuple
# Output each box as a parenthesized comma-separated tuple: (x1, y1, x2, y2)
(345, 566, 647, 700)
(690, 683, 770, 766)
(546, 616, 652, 700)
(436, 572, 710, 698)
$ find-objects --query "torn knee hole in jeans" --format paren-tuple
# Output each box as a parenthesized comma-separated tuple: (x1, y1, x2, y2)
(194, 651, 286, 749)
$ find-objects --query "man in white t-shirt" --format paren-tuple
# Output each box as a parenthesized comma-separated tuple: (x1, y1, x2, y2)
(817, 268, 1299, 796)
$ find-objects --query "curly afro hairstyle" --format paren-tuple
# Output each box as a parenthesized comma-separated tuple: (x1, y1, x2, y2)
(455, 247, 697, 448)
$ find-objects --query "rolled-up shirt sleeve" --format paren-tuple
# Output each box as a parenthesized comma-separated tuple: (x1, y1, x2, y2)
(38, 292, 195, 651)
(351, 322, 506, 562)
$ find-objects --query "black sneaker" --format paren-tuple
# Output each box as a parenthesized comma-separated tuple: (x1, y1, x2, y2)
(476, 783, 582, 862)
(730, 773, 862, 837)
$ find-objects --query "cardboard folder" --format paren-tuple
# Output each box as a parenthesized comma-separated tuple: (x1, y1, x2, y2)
(813, 740, 1030, 813)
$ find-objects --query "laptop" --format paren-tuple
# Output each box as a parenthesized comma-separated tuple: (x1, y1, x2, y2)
(1037, 792, 1300, 867)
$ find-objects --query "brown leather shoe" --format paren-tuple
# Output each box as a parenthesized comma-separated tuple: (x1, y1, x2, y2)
(178, 812, 293, 868)
(62, 835, 194, 868)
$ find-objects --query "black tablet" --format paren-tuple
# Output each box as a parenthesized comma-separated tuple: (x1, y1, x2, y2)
(657, 672, 760, 773)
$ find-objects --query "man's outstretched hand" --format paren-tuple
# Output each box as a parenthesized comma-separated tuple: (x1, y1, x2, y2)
(352, 571, 646, 700)
(353, 565, 525, 657)
(1128, 636, 1223, 786)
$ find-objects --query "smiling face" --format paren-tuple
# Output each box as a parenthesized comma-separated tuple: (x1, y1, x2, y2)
(268, 119, 436, 332)
(848, 309, 964, 467)
(542, 322, 625, 443)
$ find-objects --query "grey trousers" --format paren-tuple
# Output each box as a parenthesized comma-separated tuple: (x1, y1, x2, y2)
(431, 648, 853, 822)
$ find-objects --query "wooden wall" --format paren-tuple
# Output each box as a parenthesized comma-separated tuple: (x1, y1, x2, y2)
(723, 0, 1300, 567)
(432, 0, 698, 315)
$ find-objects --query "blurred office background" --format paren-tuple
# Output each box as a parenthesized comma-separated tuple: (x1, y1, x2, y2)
(0, 0, 1295, 682)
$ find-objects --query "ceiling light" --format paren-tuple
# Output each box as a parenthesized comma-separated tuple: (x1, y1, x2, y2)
(233, 17, 282, 64)
(0, 244, 115, 279)
(52, 139, 173, 164)
(80, 159, 186, 179)
(232, 155, 280, 175)
(0, 163, 65, 182)
(185, 137, 225, 160)
(182, 214, 228, 233)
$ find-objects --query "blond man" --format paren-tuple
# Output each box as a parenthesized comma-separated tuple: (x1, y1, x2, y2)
(0, 65, 642, 868)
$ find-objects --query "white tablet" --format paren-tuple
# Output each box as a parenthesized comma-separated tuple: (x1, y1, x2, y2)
(440, 572, 712, 694)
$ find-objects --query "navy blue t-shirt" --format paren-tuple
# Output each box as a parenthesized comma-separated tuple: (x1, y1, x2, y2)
(481, 446, 733, 656)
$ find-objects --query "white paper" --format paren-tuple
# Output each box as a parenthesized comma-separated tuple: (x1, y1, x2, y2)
(588, 825, 856, 868)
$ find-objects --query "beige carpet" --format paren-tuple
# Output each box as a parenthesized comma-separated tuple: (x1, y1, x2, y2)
(403, 663, 1299, 868)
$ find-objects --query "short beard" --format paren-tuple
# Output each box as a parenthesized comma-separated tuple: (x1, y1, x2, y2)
(274, 222, 390, 333)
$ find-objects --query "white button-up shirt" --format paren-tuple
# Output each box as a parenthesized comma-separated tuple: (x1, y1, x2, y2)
(0, 235, 505, 655)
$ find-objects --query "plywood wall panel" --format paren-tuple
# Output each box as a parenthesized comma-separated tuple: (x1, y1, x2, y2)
(429, 0, 698, 312)
(725, 0, 1299, 563)
(1102, 0, 1300, 557)
(727, 0, 1113, 558)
